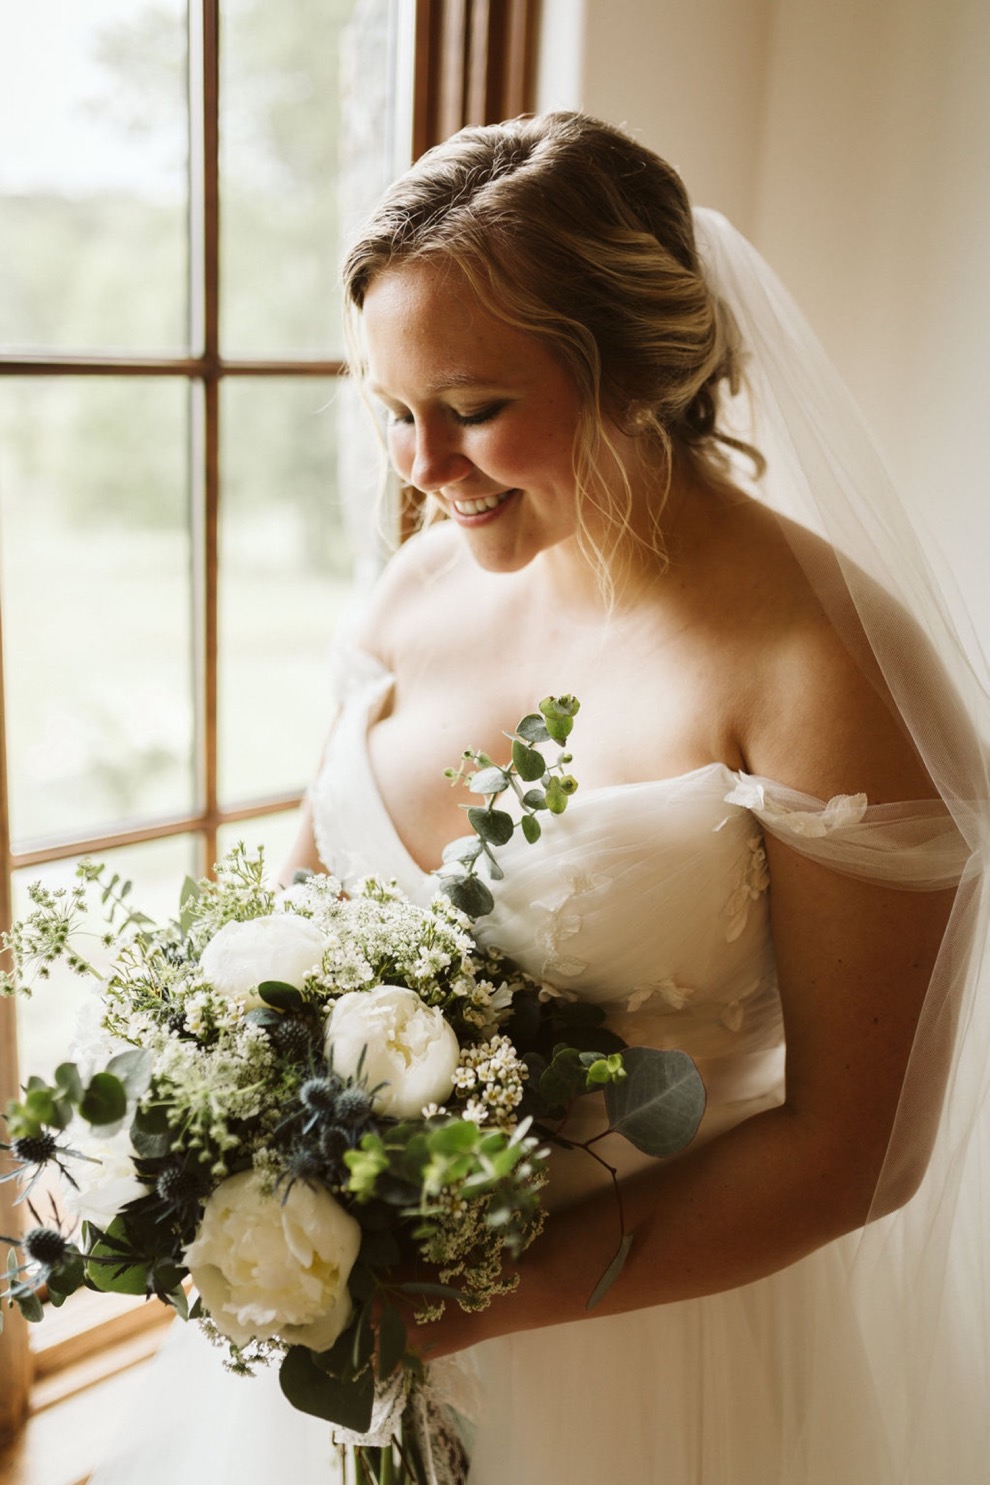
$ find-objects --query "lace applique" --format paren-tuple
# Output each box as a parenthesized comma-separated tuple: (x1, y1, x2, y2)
(719, 998, 745, 1032)
(723, 778, 869, 837)
(532, 866, 611, 979)
(623, 979, 696, 1014)
(722, 834, 770, 942)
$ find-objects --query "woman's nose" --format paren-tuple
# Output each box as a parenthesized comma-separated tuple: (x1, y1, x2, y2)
(408, 424, 473, 494)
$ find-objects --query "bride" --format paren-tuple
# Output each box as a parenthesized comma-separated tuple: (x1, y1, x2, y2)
(94, 112, 989, 1483)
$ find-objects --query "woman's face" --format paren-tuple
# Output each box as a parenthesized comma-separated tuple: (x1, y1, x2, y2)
(361, 258, 588, 574)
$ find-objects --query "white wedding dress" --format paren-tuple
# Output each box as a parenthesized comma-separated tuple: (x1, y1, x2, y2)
(90, 206, 990, 1484)
(88, 636, 985, 1485)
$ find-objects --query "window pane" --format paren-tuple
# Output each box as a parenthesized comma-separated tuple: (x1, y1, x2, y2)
(0, 0, 189, 355)
(14, 835, 198, 1082)
(217, 809, 302, 882)
(220, 0, 400, 356)
(218, 377, 372, 804)
(0, 379, 195, 843)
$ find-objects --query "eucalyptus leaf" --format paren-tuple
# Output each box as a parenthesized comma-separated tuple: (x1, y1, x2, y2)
(440, 876, 494, 919)
(521, 815, 542, 844)
(441, 835, 483, 865)
(16, 1289, 44, 1324)
(53, 1062, 84, 1104)
(280, 1346, 376, 1430)
(130, 1101, 171, 1160)
(544, 777, 568, 814)
(586, 1231, 634, 1310)
(515, 713, 550, 744)
(511, 739, 547, 782)
(467, 766, 509, 796)
(467, 807, 514, 846)
(604, 1047, 706, 1157)
(79, 1073, 128, 1128)
(106, 1049, 153, 1100)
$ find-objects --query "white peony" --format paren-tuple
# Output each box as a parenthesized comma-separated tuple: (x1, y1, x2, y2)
(184, 1170, 360, 1351)
(325, 984, 460, 1119)
(62, 1126, 146, 1226)
(198, 914, 327, 1011)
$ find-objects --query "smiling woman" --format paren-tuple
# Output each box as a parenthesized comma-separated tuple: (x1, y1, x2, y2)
(363, 259, 586, 571)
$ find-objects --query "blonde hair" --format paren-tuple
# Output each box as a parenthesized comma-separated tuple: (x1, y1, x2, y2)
(342, 111, 763, 591)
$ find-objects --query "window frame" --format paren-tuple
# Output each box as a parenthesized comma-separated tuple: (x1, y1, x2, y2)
(0, 0, 537, 1443)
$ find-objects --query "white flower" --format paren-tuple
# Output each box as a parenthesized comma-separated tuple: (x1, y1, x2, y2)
(184, 1170, 360, 1351)
(325, 984, 460, 1119)
(198, 914, 327, 1011)
(62, 1126, 146, 1226)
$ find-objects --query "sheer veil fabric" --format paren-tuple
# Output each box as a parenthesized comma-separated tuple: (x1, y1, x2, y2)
(87, 213, 990, 1485)
(693, 208, 990, 1477)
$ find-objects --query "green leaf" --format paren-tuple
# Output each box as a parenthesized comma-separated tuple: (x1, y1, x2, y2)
(79, 1073, 128, 1128)
(46, 1250, 86, 1301)
(106, 1049, 153, 1100)
(178, 875, 200, 933)
(352, 1301, 375, 1372)
(511, 739, 547, 782)
(15, 1289, 44, 1324)
(467, 766, 509, 796)
(586, 1231, 634, 1310)
(53, 1063, 84, 1104)
(467, 807, 514, 847)
(427, 1119, 480, 1155)
(85, 1219, 149, 1295)
(515, 713, 550, 744)
(393, 1280, 462, 1302)
(440, 876, 494, 919)
(257, 981, 305, 1011)
(604, 1047, 706, 1157)
(280, 1346, 376, 1430)
(441, 835, 483, 865)
(521, 815, 542, 845)
(130, 1102, 172, 1160)
(521, 789, 547, 811)
(544, 777, 569, 814)
(376, 1303, 406, 1379)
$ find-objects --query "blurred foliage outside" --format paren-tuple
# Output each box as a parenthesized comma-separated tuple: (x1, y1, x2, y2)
(1, 0, 398, 1070)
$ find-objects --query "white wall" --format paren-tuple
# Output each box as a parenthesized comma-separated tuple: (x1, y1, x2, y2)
(536, 0, 990, 652)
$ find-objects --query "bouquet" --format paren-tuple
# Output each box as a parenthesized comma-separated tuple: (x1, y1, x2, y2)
(1, 697, 705, 1484)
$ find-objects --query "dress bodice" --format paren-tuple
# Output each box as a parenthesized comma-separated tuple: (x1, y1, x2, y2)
(310, 644, 968, 1190)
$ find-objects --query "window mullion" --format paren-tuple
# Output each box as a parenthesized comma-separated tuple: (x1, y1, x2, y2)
(0, 589, 32, 1436)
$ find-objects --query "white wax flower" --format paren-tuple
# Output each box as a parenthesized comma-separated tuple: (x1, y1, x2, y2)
(62, 1126, 146, 1226)
(184, 1170, 360, 1351)
(199, 914, 327, 1011)
(325, 984, 460, 1119)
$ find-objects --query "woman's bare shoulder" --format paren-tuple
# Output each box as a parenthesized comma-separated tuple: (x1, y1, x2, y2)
(353, 520, 470, 660)
(721, 499, 941, 804)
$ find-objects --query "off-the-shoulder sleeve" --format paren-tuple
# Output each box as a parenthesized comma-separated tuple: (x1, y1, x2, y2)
(325, 634, 392, 709)
(722, 775, 971, 889)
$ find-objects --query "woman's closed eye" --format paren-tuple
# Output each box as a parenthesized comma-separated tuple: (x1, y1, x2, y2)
(385, 401, 507, 429)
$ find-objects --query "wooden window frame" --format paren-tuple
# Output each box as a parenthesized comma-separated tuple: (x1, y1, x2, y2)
(0, 0, 537, 1446)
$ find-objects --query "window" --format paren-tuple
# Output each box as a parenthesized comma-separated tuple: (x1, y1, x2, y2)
(0, 0, 536, 1447)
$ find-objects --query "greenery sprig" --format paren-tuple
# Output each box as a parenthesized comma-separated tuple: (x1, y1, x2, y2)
(439, 694, 581, 918)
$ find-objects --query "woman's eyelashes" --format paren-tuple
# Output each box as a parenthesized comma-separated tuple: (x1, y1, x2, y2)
(384, 401, 507, 428)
